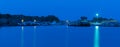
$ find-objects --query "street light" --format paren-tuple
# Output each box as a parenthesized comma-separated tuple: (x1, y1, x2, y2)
(96, 13, 99, 23)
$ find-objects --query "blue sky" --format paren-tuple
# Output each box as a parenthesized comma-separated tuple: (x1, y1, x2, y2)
(0, 0, 120, 20)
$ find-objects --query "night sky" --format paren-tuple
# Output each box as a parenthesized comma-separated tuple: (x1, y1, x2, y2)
(0, 0, 120, 21)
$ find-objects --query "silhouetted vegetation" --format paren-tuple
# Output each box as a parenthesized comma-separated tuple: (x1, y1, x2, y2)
(91, 17, 116, 23)
(80, 16, 87, 21)
(0, 13, 120, 27)
(0, 14, 60, 26)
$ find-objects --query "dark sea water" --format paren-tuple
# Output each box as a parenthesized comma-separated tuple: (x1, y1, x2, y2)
(0, 26, 120, 47)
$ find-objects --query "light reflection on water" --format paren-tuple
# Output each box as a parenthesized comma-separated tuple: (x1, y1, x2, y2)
(21, 26, 37, 47)
(2, 26, 120, 47)
(33, 26, 36, 47)
(0, 26, 100, 47)
(21, 26, 24, 47)
(94, 26, 99, 47)
(65, 26, 69, 47)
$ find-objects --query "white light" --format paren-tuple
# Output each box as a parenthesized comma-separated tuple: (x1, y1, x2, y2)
(21, 19, 24, 23)
(95, 26, 99, 29)
(66, 20, 69, 23)
(34, 19, 36, 22)
(96, 13, 99, 17)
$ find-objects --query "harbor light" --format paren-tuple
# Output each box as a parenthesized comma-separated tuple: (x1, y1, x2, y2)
(95, 26, 99, 29)
(95, 13, 99, 23)
(96, 13, 99, 17)
(21, 19, 24, 23)
(34, 19, 36, 22)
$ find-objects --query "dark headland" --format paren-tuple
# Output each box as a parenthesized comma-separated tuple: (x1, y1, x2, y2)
(0, 13, 120, 27)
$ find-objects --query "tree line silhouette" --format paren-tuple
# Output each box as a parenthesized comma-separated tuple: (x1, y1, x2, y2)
(0, 14, 60, 26)
(0, 13, 118, 26)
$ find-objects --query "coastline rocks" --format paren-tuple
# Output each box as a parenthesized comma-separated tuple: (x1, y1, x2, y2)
(0, 18, 8, 26)
(68, 21, 90, 27)
(101, 22, 120, 27)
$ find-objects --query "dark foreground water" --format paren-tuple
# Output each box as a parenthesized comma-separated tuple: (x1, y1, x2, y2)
(0, 26, 120, 47)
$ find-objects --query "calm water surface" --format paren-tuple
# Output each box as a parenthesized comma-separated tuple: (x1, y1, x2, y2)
(0, 26, 120, 47)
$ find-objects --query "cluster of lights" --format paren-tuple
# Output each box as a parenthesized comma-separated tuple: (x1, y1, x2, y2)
(21, 19, 37, 22)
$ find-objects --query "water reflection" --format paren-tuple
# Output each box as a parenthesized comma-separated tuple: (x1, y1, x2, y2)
(33, 26, 36, 47)
(94, 26, 99, 47)
(65, 25, 69, 47)
(21, 26, 24, 47)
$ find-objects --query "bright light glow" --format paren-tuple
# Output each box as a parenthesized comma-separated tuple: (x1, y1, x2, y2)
(94, 26, 99, 47)
(34, 19, 36, 22)
(95, 26, 99, 29)
(96, 13, 99, 17)
(21, 19, 24, 23)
